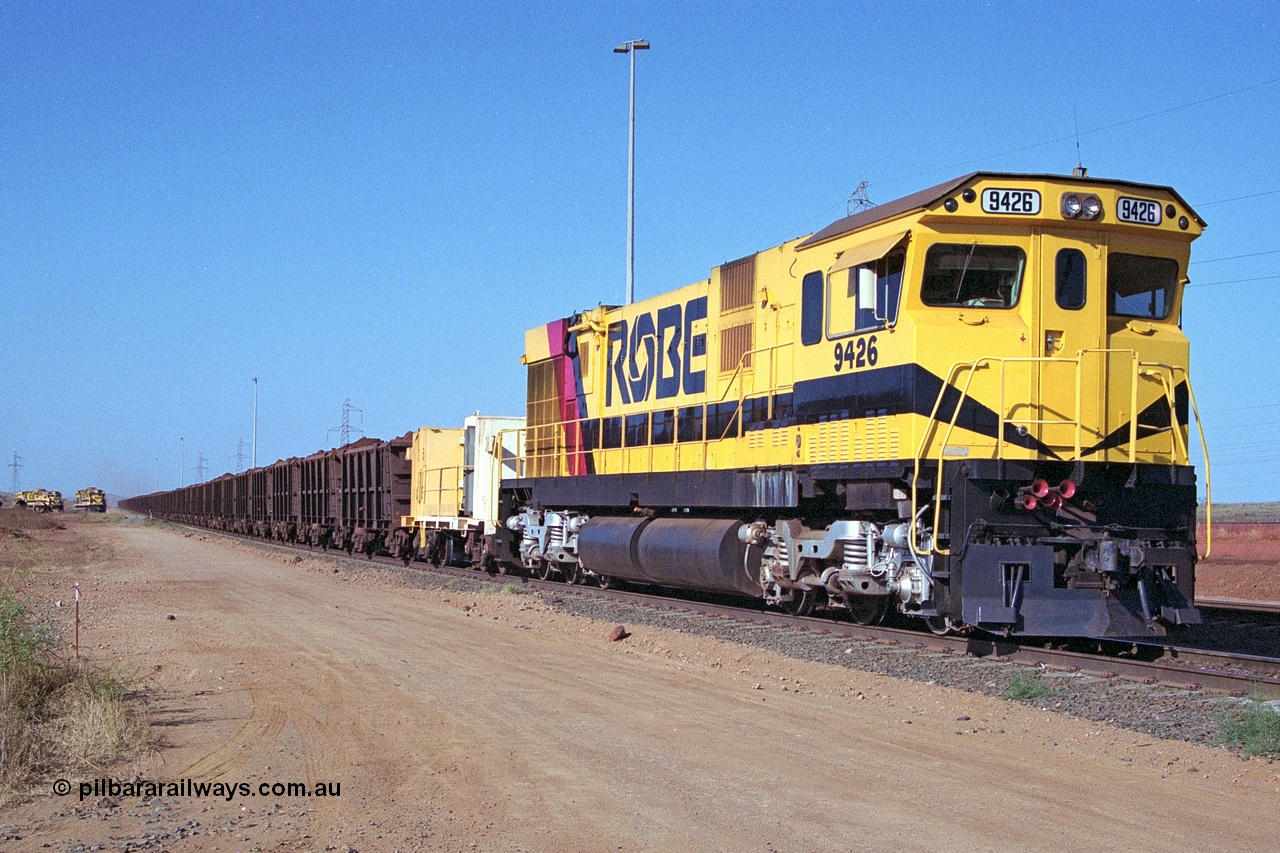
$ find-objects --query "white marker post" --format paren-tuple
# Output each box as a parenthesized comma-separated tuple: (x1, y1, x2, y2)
(73, 582, 81, 662)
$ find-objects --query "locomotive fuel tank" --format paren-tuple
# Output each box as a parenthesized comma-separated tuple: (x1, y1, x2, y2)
(577, 516, 762, 597)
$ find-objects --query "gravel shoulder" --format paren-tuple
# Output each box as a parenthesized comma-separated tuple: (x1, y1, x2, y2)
(2, 516, 1279, 852)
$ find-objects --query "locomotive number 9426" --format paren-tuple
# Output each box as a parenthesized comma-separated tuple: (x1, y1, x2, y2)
(833, 335, 878, 372)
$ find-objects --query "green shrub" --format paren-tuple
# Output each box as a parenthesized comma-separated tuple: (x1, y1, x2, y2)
(1216, 697, 1280, 758)
(1004, 668, 1058, 702)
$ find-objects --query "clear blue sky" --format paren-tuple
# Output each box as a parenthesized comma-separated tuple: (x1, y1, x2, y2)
(2, 1, 1277, 503)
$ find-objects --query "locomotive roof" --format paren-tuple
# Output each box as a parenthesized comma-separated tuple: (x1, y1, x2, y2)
(797, 172, 1206, 249)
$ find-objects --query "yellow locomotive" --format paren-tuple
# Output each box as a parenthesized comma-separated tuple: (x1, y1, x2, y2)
(501, 172, 1209, 637)
(75, 487, 108, 512)
(15, 489, 65, 513)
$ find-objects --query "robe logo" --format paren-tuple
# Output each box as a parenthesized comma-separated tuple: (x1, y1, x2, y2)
(606, 296, 707, 406)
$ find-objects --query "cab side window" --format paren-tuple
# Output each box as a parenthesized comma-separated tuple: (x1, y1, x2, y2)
(801, 271, 823, 345)
(921, 243, 1025, 308)
(826, 249, 905, 338)
(1107, 253, 1177, 319)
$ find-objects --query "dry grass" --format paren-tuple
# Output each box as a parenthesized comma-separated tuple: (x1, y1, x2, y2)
(46, 667, 151, 769)
(0, 583, 150, 804)
(1199, 502, 1280, 524)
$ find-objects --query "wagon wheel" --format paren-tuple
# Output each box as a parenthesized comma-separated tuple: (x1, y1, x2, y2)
(846, 595, 889, 626)
(597, 575, 621, 590)
(537, 560, 555, 581)
(441, 537, 455, 567)
(562, 562, 582, 585)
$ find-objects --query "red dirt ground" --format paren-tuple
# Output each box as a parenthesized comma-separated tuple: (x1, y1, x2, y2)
(1196, 523, 1280, 602)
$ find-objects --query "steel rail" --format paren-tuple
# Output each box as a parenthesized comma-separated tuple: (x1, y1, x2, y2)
(1196, 597, 1280, 615)
(156, 520, 1280, 699)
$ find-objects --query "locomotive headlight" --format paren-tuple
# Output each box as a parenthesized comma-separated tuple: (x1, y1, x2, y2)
(1061, 194, 1083, 218)
(1081, 194, 1102, 219)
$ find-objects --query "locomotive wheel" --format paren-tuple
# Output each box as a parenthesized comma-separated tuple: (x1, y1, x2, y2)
(441, 537, 455, 567)
(489, 560, 510, 576)
(779, 588, 817, 617)
(925, 615, 959, 636)
(846, 595, 889, 626)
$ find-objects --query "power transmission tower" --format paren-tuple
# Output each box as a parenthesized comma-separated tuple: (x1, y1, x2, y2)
(195, 452, 208, 482)
(327, 398, 364, 448)
(847, 180, 876, 215)
(232, 438, 247, 474)
(8, 450, 21, 492)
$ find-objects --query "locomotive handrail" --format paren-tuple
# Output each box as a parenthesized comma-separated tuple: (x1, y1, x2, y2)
(910, 358, 990, 556)
(910, 349, 1210, 558)
(992, 355, 1087, 462)
(1136, 361, 1213, 558)
(413, 464, 466, 519)
(1182, 367, 1212, 559)
(715, 340, 795, 442)
(716, 340, 795, 404)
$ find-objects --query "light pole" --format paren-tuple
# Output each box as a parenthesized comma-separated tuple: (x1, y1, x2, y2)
(180, 437, 185, 488)
(252, 377, 258, 469)
(614, 38, 649, 305)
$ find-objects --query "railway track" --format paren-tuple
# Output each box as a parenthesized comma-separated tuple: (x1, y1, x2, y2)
(175, 521, 1280, 701)
(1196, 597, 1280, 618)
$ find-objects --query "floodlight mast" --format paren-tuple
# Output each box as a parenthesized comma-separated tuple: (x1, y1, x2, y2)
(252, 377, 258, 469)
(614, 38, 649, 305)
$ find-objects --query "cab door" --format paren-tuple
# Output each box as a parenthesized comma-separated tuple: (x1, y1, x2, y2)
(1035, 230, 1105, 455)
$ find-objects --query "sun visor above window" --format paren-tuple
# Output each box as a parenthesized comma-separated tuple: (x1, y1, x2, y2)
(828, 231, 910, 275)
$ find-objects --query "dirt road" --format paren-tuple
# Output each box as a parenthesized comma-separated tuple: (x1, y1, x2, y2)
(4, 519, 1279, 851)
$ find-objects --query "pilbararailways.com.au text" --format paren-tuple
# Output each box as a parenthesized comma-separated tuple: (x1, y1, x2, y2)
(55, 778, 341, 801)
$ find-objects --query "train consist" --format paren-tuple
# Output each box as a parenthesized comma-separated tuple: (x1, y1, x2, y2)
(125, 171, 1211, 639)
(123, 415, 522, 566)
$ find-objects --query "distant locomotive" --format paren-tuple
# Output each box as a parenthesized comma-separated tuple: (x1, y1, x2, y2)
(75, 487, 107, 513)
(15, 489, 65, 513)
(125, 171, 1211, 639)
